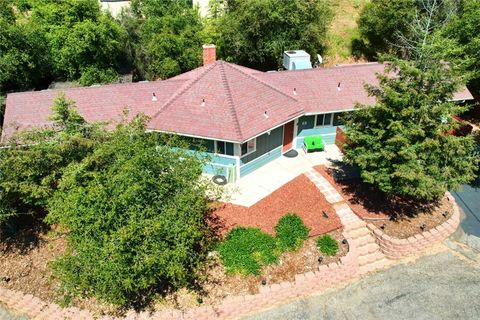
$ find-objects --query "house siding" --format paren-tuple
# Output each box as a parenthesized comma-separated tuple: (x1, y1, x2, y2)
(239, 126, 284, 177)
(295, 115, 342, 148)
(240, 126, 283, 164)
(240, 146, 282, 177)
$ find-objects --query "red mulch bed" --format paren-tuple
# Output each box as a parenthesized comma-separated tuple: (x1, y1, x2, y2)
(212, 174, 342, 237)
(315, 165, 390, 220)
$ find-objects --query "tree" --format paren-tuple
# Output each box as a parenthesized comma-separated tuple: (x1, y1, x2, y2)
(357, 0, 459, 59)
(30, 0, 127, 85)
(0, 1, 51, 93)
(123, 0, 204, 80)
(212, 0, 332, 70)
(0, 94, 105, 229)
(1, 0, 127, 91)
(343, 58, 478, 201)
(45, 117, 216, 305)
(442, 0, 480, 93)
(358, 0, 417, 58)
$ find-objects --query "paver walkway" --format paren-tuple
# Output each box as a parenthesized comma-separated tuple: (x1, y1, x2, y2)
(305, 168, 390, 275)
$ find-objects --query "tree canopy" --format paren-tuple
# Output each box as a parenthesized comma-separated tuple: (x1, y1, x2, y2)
(0, 0, 127, 94)
(442, 0, 480, 93)
(211, 0, 332, 70)
(122, 0, 204, 80)
(343, 57, 478, 201)
(357, 0, 461, 59)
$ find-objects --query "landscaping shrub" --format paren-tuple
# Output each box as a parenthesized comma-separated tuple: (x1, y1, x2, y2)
(316, 235, 339, 256)
(218, 227, 279, 276)
(0, 94, 106, 230)
(46, 116, 216, 306)
(275, 213, 309, 252)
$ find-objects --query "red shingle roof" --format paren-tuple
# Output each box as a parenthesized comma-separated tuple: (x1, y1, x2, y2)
(2, 61, 474, 142)
(148, 61, 302, 142)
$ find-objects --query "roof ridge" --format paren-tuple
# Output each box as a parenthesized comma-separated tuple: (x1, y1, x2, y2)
(219, 62, 243, 141)
(224, 63, 299, 102)
(149, 64, 216, 123)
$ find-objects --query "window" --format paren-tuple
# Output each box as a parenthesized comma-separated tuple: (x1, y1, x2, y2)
(241, 138, 256, 156)
(215, 141, 226, 154)
(333, 112, 344, 126)
(214, 141, 234, 156)
(315, 113, 332, 127)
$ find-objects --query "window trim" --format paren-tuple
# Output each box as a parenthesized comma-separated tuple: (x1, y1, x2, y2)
(241, 138, 257, 157)
(314, 113, 333, 127)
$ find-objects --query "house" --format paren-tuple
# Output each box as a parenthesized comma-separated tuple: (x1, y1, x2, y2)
(2, 45, 474, 181)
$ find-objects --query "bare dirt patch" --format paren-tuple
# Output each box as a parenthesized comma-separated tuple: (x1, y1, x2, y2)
(212, 174, 342, 237)
(0, 225, 65, 303)
(315, 165, 455, 239)
(371, 196, 453, 239)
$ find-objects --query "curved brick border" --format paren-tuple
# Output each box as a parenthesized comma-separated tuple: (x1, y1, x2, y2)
(366, 192, 461, 260)
(0, 233, 358, 320)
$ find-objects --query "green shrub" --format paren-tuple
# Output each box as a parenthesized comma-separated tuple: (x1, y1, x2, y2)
(218, 227, 279, 276)
(46, 117, 214, 305)
(275, 213, 309, 252)
(316, 235, 339, 256)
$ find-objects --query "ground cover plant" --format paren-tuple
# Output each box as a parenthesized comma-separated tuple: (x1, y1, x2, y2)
(316, 235, 339, 257)
(218, 213, 311, 275)
(275, 213, 309, 252)
(217, 227, 279, 276)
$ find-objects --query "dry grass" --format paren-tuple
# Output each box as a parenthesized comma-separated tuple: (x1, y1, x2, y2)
(324, 0, 370, 66)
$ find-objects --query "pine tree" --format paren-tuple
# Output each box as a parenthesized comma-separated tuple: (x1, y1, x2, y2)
(344, 58, 478, 201)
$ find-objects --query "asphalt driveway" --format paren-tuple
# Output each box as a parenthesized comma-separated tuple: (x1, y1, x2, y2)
(243, 248, 480, 320)
(452, 175, 480, 250)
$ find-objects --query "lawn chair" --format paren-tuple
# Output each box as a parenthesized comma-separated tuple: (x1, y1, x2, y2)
(302, 135, 325, 153)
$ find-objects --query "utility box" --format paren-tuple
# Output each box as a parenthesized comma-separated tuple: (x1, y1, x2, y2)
(283, 50, 312, 70)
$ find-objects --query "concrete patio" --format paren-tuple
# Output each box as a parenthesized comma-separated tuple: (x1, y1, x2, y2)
(225, 145, 343, 207)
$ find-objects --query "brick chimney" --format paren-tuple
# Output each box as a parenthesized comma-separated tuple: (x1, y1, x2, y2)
(202, 44, 216, 66)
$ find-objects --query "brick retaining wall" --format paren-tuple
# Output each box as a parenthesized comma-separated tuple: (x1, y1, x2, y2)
(366, 193, 460, 260)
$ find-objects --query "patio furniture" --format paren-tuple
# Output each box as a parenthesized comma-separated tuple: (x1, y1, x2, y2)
(303, 135, 325, 153)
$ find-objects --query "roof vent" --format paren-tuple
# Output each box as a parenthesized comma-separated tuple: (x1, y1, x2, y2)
(152, 93, 158, 101)
(201, 98, 206, 107)
(337, 82, 342, 91)
(264, 111, 269, 119)
(293, 88, 297, 95)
